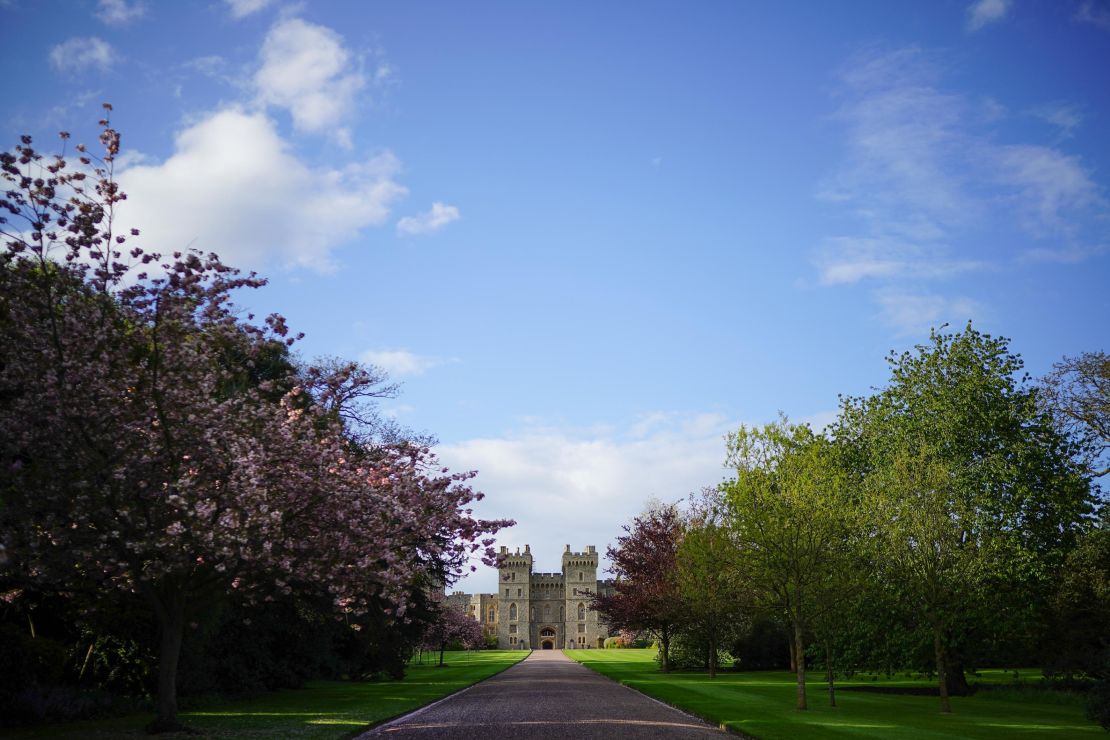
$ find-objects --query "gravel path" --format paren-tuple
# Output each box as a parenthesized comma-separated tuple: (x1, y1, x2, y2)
(358, 649, 725, 739)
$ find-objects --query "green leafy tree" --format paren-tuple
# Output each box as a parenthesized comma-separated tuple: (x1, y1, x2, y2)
(721, 419, 853, 710)
(675, 508, 746, 679)
(836, 323, 1094, 712)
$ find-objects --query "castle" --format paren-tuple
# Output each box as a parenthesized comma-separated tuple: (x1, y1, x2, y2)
(447, 544, 616, 650)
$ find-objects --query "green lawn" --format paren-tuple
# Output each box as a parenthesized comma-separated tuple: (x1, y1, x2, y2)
(10, 650, 528, 739)
(567, 648, 1101, 739)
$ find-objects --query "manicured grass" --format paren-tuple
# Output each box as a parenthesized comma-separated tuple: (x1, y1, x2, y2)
(567, 648, 1101, 739)
(11, 650, 528, 739)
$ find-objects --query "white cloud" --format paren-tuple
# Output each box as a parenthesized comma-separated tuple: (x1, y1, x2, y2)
(1031, 103, 1083, 139)
(49, 37, 116, 74)
(117, 109, 407, 272)
(225, 0, 274, 19)
(396, 202, 460, 236)
(816, 236, 982, 285)
(360, 349, 443, 377)
(967, 0, 1012, 31)
(96, 0, 144, 25)
(817, 45, 1106, 330)
(874, 289, 982, 337)
(1075, 1, 1110, 31)
(991, 144, 1101, 233)
(1022, 244, 1108, 264)
(440, 413, 738, 594)
(254, 18, 364, 134)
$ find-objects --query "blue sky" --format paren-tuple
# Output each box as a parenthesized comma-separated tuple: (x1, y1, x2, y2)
(4, 0, 1108, 592)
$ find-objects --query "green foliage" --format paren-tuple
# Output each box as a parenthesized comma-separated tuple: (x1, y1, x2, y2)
(571, 650, 1103, 738)
(654, 631, 735, 671)
(835, 324, 1095, 707)
(1047, 528, 1110, 679)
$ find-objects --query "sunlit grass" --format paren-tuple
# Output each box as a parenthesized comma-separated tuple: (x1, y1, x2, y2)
(11, 650, 528, 739)
(569, 649, 1101, 739)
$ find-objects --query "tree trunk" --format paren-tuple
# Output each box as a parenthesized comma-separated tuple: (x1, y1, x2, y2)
(788, 632, 797, 673)
(660, 630, 671, 673)
(794, 619, 807, 710)
(825, 643, 836, 707)
(933, 627, 951, 714)
(943, 656, 971, 697)
(148, 592, 186, 733)
(708, 633, 717, 679)
(439, 643, 446, 667)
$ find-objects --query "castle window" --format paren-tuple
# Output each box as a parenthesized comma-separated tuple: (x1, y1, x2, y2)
(509, 603, 517, 621)
(579, 572, 583, 581)
(578, 623, 586, 633)
(509, 624, 517, 634)
(560, 606, 564, 620)
(488, 606, 495, 623)
(505, 588, 509, 597)
(517, 588, 521, 597)
(540, 627, 555, 638)
(543, 604, 550, 619)
(578, 602, 585, 620)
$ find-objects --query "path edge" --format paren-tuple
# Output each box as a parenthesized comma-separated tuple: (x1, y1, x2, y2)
(348, 650, 533, 739)
(568, 654, 759, 740)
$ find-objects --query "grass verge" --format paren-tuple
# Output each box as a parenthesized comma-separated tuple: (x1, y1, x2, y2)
(10, 649, 528, 739)
(567, 648, 1100, 739)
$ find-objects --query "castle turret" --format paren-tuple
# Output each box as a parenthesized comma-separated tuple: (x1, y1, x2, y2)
(497, 544, 533, 649)
(563, 545, 601, 649)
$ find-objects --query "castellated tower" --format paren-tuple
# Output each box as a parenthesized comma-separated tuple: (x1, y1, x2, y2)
(496, 544, 532, 649)
(563, 544, 602, 649)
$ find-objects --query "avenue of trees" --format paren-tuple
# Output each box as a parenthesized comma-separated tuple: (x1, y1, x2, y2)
(594, 329, 1109, 724)
(0, 111, 512, 730)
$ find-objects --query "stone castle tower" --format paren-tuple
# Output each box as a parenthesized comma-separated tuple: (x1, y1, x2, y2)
(450, 544, 614, 650)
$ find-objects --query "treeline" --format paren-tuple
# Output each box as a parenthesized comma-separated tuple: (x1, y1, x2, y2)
(0, 110, 511, 730)
(595, 327, 1109, 726)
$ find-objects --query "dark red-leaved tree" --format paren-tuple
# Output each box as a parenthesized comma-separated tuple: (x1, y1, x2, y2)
(421, 599, 484, 667)
(591, 503, 688, 672)
(0, 108, 511, 731)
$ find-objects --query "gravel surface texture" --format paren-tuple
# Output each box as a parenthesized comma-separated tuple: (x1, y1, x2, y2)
(358, 649, 726, 739)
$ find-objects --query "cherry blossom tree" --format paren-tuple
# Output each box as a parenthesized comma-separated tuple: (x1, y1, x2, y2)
(0, 108, 511, 731)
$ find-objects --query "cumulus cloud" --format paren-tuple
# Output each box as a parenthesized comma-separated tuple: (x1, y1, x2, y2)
(254, 18, 364, 134)
(49, 37, 116, 74)
(967, 0, 1012, 31)
(360, 349, 443, 377)
(440, 413, 738, 594)
(117, 109, 407, 272)
(396, 202, 460, 236)
(96, 0, 144, 25)
(225, 0, 275, 19)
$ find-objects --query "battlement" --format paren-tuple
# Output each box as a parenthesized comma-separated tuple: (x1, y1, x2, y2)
(487, 543, 613, 650)
(562, 544, 598, 558)
(532, 572, 562, 582)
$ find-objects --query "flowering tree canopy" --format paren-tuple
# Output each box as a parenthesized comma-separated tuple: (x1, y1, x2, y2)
(0, 108, 511, 730)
